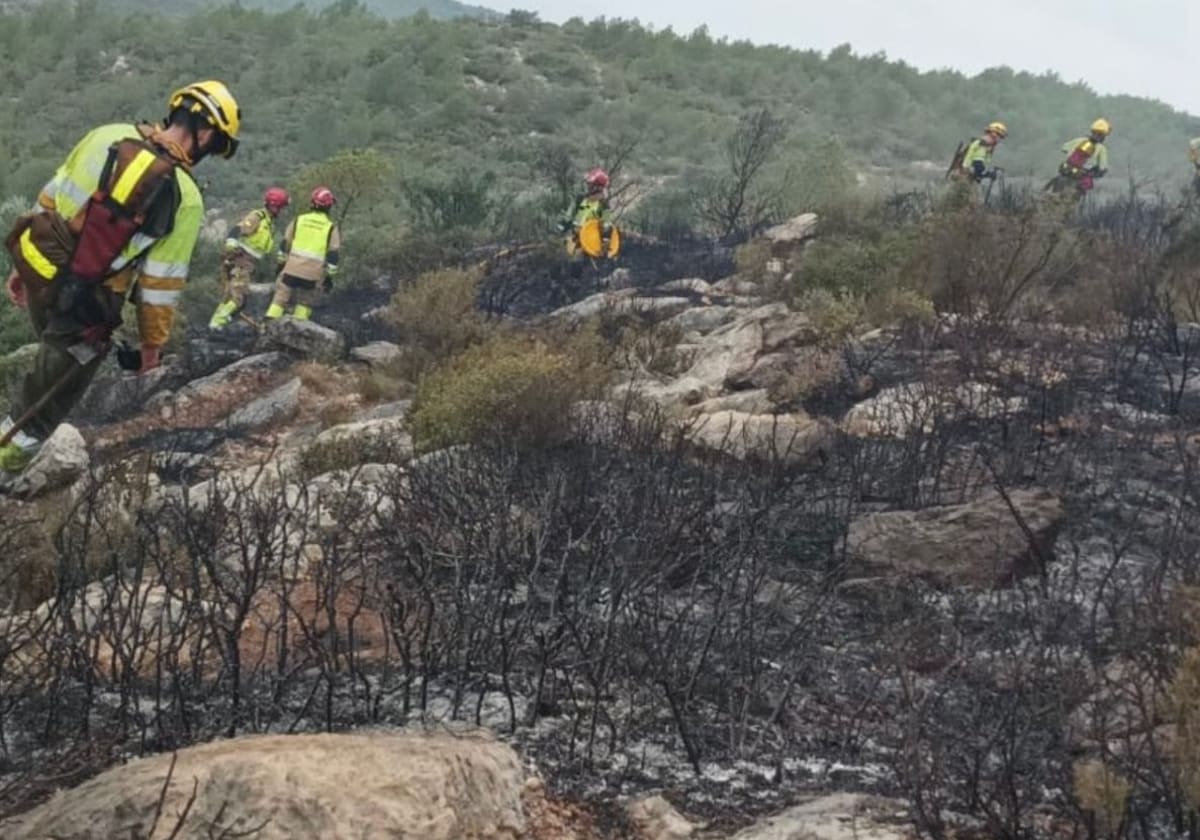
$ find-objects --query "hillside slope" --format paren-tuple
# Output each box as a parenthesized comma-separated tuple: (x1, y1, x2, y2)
(0, 3, 1194, 214)
(2, 0, 496, 19)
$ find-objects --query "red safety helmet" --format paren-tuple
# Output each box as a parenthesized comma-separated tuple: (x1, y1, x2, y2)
(311, 187, 336, 209)
(584, 168, 610, 190)
(263, 187, 290, 211)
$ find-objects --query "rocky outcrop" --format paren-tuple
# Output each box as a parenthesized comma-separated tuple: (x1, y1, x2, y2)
(628, 304, 820, 411)
(314, 416, 413, 457)
(627, 795, 699, 839)
(224, 377, 302, 431)
(0, 731, 528, 840)
(762, 213, 819, 246)
(667, 305, 739, 336)
(76, 365, 172, 420)
(550, 290, 693, 323)
(730, 793, 909, 840)
(175, 352, 290, 403)
(688, 410, 832, 463)
(845, 488, 1065, 588)
(351, 340, 404, 368)
(260, 317, 347, 361)
(842, 382, 1026, 438)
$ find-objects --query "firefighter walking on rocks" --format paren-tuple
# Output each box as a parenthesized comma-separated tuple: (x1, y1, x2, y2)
(1046, 119, 1112, 200)
(265, 187, 341, 322)
(1, 80, 241, 475)
(209, 187, 289, 329)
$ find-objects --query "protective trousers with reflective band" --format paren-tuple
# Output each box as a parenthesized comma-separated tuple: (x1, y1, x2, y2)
(218, 251, 256, 308)
(8, 273, 125, 439)
(271, 273, 319, 315)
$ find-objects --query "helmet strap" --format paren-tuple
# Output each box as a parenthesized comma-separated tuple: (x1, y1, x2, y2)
(143, 122, 194, 169)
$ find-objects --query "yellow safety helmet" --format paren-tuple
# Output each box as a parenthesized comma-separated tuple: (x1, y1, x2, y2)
(986, 121, 1008, 138)
(1090, 118, 1112, 137)
(167, 80, 241, 158)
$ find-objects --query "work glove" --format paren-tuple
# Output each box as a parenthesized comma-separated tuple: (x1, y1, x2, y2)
(556, 220, 571, 234)
(321, 277, 333, 293)
(971, 160, 986, 179)
(138, 345, 161, 375)
(5, 269, 25, 309)
(115, 341, 142, 372)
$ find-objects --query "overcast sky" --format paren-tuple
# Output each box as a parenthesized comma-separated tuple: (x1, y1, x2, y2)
(510, 0, 1198, 116)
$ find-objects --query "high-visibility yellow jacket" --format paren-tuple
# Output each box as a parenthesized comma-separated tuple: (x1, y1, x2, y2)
(35, 123, 202, 347)
(224, 207, 275, 261)
(278, 210, 341, 283)
(568, 196, 608, 229)
(961, 138, 995, 177)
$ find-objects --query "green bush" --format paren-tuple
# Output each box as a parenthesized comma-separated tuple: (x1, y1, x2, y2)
(793, 229, 918, 299)
(386, 266, 490, 377)
(410, 335, 605, 450)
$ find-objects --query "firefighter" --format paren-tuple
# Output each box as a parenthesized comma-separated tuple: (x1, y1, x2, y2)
(956, 121, 1008, 183)
(1046, 119, 1112, 199)
(265, 187, 341, 322)
(2, 81, 240, 475)
(209, 187, 290, 329)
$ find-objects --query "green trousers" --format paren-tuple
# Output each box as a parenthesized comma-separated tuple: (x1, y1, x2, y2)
(9, 274, 122, 440)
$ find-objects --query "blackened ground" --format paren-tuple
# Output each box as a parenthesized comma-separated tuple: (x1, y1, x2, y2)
(476, 236, 736, 317)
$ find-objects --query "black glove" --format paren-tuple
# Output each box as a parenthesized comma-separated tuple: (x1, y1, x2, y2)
(556, 220, 571, 234)
(54, 275, 110, 327)
(971, 160, 986, 180)
(115, 341, 142, 372)
(321, 277, 333, 293)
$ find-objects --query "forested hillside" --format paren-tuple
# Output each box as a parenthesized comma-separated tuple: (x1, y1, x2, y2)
(1, 0, 495, 18)
(0, 1, 1197, 250)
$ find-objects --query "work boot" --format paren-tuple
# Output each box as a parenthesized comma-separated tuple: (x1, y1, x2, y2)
(265, 302, 285, 320)
(0, 419, 39, 475)
(0, 441, 34, 475)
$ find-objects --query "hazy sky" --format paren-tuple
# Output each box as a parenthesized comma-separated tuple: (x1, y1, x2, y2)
(510, 0, 1198, 116)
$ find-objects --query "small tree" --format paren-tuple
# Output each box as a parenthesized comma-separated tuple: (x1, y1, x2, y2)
(697, 108, 787, 241)
(407, 170, 496, 234)
(290, 147, 393, 227)
(534, 141, 576, 213)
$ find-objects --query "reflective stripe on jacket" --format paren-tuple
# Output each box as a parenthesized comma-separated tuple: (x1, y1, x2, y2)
(225, 208, 274, 260)
(279, 211, 341, 282)
(35, 122, 202, 347)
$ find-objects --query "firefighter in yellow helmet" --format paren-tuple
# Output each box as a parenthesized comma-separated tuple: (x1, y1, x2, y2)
(265, 187, 341, 322)
(1, 81, 240, 475)
(1046, 119, 1111, 199)
(956, 121, 1008, 183)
